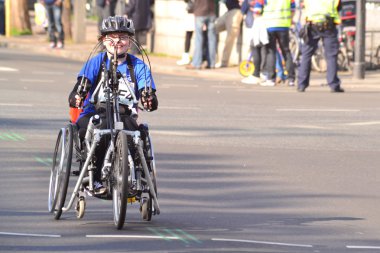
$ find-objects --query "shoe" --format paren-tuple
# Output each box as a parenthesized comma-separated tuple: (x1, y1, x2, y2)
(176, 53, 191, 65)
(185, 65, 201, 70)
(49, 42, 56, 49)
(56, 41, 64, 49)
(260, 73, 268, 81)
(215, 62, 228, 68)
(93, 181, 107, 195)
(241, 75, 261, 85)
(287, 80, 295, 86)
(260, 80, 276, 87)
(297, 86, 306, 92)
(275, 77, 284, 84)
(331, 87, 345, 93)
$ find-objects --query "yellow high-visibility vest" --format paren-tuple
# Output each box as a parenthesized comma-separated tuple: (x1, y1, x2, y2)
(304, 0, 341, 24)
(263, 0, 293, 28)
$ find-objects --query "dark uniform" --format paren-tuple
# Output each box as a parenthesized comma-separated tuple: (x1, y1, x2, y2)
(297, 0, 344, 92)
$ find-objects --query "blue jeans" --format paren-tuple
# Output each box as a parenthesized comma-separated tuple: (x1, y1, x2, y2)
(192, 15, 217, 68)
(46, 4, 64, 43)
(298, 27, 340, 90)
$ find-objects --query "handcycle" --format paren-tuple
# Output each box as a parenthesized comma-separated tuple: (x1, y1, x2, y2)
(48, 49, 160, 230)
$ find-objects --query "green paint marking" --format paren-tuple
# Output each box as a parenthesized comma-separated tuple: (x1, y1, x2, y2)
(163, 228, 189, 244)
(176, 229, 202, 244)
(4, 133, 18, 141)
(35, 157, 52, 166)
(147, 228, 172, 241)
(0, 132, 26, 141)
(10, 132, 26, 141)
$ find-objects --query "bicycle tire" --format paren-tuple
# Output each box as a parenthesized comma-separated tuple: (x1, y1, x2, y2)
(112, 131, 130, 230)
(48, 125, 73, 220)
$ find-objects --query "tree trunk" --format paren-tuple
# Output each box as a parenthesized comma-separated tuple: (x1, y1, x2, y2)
(62, 0, 72, 42)
(10, 0, 32, 35)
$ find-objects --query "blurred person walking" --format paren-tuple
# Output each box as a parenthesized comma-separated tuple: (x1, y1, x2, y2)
(96, 0, 117, 34)
(297, 0, 344, 92)
(125, 0, 154, 55)
(215, 0, 243, 68)
(186, 0, 217, 69)
(42, 0, 64, 49)
(254, 0, 296, 86)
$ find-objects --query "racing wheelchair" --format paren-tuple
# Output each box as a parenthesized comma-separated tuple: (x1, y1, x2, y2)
(48, 51, 160, 230)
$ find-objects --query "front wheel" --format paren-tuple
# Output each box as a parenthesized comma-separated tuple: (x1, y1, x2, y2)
(48, 125, 73, 220)
(112, 131, 130, 230)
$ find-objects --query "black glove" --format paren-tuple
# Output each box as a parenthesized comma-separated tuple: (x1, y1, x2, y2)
(140, 89, 158, 112)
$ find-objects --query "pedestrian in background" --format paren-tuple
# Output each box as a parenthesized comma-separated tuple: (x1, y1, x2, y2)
(125, 0, 154, 55)
(186, 0, 217, 69)
(41, 0, 64, 49)
(96, 0, 117, 35)
(297, 0, 344, 92)
(215, 0, 243, 68)
(241, 0, 268, 84)
(254, 0, 296, 87)
(177, 0, 196, 65)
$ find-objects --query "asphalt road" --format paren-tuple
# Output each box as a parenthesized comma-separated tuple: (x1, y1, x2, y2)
(0, 48, 380, 253)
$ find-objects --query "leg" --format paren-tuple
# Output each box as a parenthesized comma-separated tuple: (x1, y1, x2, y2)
(191, 16, 205, 68)
(45, 5, 57, 45)
(53, 5, 64, 46)
(277, 30, 295, 82)
(265, 31, 277, 81)
(206, 15, 217, 68)
(220, 9, 243, 67)
(252, 45, 262, 78)
(322, 28, 341, 90)
(297, 35, 319, 90)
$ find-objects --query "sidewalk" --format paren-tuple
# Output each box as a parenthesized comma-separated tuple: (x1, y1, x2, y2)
(1, 19, 379, 89)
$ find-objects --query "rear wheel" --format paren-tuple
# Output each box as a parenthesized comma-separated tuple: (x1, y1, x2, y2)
(48, 125, 73, 220)
(112, 131, 130, 230)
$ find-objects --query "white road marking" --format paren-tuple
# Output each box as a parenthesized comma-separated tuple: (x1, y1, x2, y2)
(276, 108, 360, 112)
(0, 231, 61, 238)
(160, 84, 199, 88)
(86, 234, 179, 240)
(287, 124, 330, 130)
(151, 130, 206, 137)
(0, 103, 33, 107)
(158, 106, 200, 110)
(212, 238, 313, 248)
(344, 121, 380, 126)
(31, 71, 65, 75)
(0, 67, 19, 72)
(347, 245, 380, 249)
(20, 79, 54, 83)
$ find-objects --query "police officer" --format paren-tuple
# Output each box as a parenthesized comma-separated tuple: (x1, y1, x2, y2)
(297, 0, 344, 92)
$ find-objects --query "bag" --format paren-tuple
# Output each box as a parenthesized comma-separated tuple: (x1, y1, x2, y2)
(186, 0, 195, 14)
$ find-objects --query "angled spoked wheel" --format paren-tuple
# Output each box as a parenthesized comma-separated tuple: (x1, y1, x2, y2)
(112, 131, 130, 230)
(48, 124, 73, 220)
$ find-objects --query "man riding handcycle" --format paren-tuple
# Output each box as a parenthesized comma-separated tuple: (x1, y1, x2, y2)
(48, 16, 160, 229)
